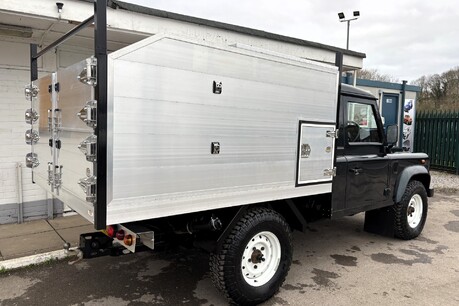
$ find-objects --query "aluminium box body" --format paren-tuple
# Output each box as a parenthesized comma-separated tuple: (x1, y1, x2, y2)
(31, 35, 339, 226)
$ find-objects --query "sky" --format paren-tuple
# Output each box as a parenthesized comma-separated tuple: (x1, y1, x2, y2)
(127, 0, 459, 82)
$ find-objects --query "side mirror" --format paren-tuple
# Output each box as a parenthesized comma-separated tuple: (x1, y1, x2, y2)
(386, 124, 398, 145)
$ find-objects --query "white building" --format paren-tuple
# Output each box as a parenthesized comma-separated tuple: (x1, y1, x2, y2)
(0, 0, 365, 224)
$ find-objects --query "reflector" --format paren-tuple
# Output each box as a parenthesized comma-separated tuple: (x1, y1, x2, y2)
(124, 234, 134, 246)
(116, 229, 125, 240)
(106, 225, 115, 237)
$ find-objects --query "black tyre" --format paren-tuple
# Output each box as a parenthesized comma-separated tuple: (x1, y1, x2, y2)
(394, 180, 428, 240)
(210, 207, 292, 305)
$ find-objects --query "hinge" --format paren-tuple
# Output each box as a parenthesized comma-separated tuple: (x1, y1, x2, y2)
(78, 175, 97, 203)
(78, 135, 97, 162)
(323, 167, 337, 177)
(301, 143, 311, 158)
(78, 57, 97, 86)
(77, 100, 97, 128)
(326, 130, 338, 138)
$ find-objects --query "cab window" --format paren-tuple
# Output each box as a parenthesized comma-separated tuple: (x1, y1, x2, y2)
(346, 102, 382, 143)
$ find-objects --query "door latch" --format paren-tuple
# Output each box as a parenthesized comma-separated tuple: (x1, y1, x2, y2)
(350, 167, 363, 175)
(47, 109, 62, 132)
(47, 162, 63, 194)
(213, 81, 222, 94)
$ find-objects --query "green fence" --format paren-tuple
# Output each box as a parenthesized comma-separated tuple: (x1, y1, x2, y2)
(414, 111, 459, 174)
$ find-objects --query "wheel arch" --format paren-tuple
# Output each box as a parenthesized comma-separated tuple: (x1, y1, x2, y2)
(395, 165, 431, 203)
(269, 200, 307, 232)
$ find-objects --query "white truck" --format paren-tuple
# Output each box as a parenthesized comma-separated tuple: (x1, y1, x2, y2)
(24, 2, 433, 304)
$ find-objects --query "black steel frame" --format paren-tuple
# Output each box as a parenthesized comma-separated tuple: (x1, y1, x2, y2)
(334, 51, 343, 129)
(30, 0, 107, 230)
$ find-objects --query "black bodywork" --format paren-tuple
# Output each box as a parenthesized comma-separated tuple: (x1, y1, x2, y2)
(331, 84, 433, 220)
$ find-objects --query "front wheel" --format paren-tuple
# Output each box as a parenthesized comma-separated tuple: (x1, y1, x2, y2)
(210, 207, 292, 305)
(394, 180, 428, 240)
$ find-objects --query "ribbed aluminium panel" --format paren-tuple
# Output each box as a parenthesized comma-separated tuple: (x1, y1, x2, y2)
(106, 35, 339, 224)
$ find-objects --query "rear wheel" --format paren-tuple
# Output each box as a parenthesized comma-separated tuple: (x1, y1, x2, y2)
(394, 180, 428, 240)
(210, 207, 292, 305)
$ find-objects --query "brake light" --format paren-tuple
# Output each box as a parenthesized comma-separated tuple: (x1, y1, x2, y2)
(106, 225, 116, 238)
(116, 229, 125, 240)
(124, 234, 134, 246)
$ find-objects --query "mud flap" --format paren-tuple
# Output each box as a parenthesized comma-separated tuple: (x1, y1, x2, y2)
(364, 206, 395, 238)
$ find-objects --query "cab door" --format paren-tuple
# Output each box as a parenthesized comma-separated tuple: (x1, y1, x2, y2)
(343, 99, 391, 211)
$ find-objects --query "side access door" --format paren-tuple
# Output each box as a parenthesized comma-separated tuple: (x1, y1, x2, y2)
(334, 96, 392, 215)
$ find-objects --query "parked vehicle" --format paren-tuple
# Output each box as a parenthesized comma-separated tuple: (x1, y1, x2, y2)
(24, 3, 433, 305)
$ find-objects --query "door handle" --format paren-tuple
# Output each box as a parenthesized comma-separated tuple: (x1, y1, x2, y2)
(350, 167, 363, 175)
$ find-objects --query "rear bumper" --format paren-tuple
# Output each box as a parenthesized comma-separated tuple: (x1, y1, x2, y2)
(428, 188, 434, 197)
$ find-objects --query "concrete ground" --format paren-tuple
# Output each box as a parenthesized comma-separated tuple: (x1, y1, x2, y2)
(0, 192, 458, 306)
(0, 215, 93, 261)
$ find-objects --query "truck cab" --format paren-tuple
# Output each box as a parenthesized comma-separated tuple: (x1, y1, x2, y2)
(332, 84, 433, 233)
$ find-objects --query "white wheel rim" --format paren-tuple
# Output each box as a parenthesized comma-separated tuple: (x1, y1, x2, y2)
(407, 194, 423, 228)
(241, 231, 281, 287)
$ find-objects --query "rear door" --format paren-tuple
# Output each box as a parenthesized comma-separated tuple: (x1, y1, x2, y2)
(31, 59, 96, 222)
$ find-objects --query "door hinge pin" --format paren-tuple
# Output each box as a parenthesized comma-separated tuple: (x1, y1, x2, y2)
(78, 175, 97, 203)
(326, 130, 338, 138)
(324, 167, 337, 177)
(77, 57, 97, 86)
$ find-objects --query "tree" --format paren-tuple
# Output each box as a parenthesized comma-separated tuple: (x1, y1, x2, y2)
(412, 66, 459, 111)
(358, 68, 399, 83)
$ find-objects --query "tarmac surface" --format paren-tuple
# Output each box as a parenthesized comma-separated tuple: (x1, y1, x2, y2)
(0, 192, 458, 305)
